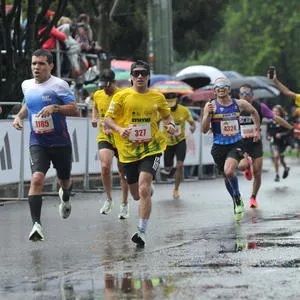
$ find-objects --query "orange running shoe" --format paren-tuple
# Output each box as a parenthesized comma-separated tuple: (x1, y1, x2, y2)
(173, 189, 180, 199)
(249, 197, 258, 208)
(243, 158, 253, 181)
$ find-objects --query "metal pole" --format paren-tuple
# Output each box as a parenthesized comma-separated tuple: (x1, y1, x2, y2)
(18, 128, 25, 199)
(198, 111, 204, 179)
(83, 113, 90, 190)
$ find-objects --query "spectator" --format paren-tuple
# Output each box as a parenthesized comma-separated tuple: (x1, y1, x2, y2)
(75, 14, 107, 67)
(57, 16, 81, 77)
(38, 10, 66, 75)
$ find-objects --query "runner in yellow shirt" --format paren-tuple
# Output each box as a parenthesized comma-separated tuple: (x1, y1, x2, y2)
(104, 60, 176, 247)
(160, 92, 196, 199)
(91, 69, 129, 219)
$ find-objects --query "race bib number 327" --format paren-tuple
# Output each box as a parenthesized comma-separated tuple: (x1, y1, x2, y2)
(129, 123, 152, 143)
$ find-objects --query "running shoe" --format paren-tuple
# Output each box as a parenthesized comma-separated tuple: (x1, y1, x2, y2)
(282, 167, 290, 179)
(243, 158, 252, 181)
(100, 200, 113, 214)
(233, 195, 244, 221)
(274, 174, 280, 182)
(59, 187, 72, 219)
(118, 203, 129, 219)
(160, 168, 171, 175)
(173, 189, 180, 199)
(249, 197, 258, 208)
(131, 228, 146, 247)
(29, 222, 45, 241)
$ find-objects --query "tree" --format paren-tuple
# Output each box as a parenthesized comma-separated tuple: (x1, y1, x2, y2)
(0, 0, 67, 118)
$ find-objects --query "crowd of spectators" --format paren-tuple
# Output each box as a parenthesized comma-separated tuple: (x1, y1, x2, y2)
(39, 11, 107, 89)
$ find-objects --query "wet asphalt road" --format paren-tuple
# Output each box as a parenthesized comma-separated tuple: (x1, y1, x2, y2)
(1, 157, 300, 299)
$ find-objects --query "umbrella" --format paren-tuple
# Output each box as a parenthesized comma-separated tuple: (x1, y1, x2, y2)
(175, 65, 226, 87)
(149, 74, 173, 87)
(229, 77, 280, 99)
(111, 59, 133, 70)
(114, 69, 130, 81)
(175, 73, 210, 90)
(151, 80, 193, 95)
(190, 89, 215, 102)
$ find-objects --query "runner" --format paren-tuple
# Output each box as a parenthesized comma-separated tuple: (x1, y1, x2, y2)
(238, 84, 293, 207)
(12, 49, 79, 241)
(104, 60, 176, 246)
(160, 92, 196, 199)
(266, 105, 292, 182)
(91, 69, 129, 219)
(201, 77, 261, 220)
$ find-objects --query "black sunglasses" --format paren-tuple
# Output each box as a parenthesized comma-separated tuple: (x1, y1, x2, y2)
(164, 93, 178, 99)
(131, 70, 149, 77)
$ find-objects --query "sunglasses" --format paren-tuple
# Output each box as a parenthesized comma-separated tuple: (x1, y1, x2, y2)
(164, 93, 178, 99)
(214, 82, 230, 89)
(131, 70, 149, 77)
(240, 91, 253, 95)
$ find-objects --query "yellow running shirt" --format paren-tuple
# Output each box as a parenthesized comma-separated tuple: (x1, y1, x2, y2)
(105, 88, 171, 163)
(93, 87, 121, 146)
(162, 104, 194, 146)
(295, 94, 300, 107)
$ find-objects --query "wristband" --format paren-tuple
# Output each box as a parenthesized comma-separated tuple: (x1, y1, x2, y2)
(168, 122, 176, 128)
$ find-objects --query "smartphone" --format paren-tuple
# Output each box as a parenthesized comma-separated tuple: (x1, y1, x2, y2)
(268, 66, 275, 79)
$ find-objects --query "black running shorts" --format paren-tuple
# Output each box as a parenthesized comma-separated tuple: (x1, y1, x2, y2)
(241, 139, 263, 159)
(98, 141, 119, 158)
(163, 139, 187, 168)
(211, 140, 245, 173)
(121, 154, 161, 184)
(29, 145, 72, 180)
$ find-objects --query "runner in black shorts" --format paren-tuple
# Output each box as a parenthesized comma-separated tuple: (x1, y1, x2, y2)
(238, 85, 293, 208)
(91, 69, 129, 219)
(12, 49, 79, 241)
(202, 77, 261, 221)
(158, 92, 196, 199)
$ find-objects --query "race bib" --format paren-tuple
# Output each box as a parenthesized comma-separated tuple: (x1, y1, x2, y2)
(32, 114, 55, 134)
(129, 123, 151, 143)
(221, 119, 239, 136)
(240, 124, 256, 138)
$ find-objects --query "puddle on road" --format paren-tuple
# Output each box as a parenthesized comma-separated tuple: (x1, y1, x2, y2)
(2, 269, 176, 300)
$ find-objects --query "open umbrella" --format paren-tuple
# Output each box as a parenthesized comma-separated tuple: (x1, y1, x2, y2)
(190, 89, 215, 102)
(151, 80, 193, 95)
(114, 69, 130, 81)
(149, 74, 173, 87)
(111, 59, 133, 70)
(175, 65, 226, 89)
(230, 77, 280, 99)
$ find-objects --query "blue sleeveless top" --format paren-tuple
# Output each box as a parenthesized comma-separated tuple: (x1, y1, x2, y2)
(211, 98, 242, 145)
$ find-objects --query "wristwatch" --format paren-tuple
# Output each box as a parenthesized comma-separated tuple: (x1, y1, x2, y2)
(54, 105, 60, 113)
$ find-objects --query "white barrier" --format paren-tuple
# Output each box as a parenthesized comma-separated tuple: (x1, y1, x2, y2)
(0, 117, 217, 195)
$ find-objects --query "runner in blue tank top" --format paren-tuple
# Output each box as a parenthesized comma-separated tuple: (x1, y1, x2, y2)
(13, 49, 79, 241)
(202, 77, 261, 221)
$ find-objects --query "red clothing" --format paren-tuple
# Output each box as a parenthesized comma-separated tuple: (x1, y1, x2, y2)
(38, 27, 66, 50)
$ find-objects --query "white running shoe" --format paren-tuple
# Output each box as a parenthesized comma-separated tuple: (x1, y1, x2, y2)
(131, 228, 146, 246)
(118, 203, 129, 219)
(29, 222, 45, 241)
(100, 200, 113, 214)
(160, 168, 171, 175)
(59, 187, 72, 219)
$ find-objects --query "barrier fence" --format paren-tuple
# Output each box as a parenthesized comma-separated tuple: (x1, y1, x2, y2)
(0, 110, 215, 200)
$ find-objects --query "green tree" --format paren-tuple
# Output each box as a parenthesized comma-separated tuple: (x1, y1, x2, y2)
(199, 0, 300, 92)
